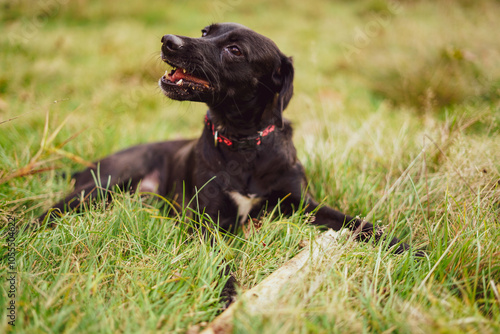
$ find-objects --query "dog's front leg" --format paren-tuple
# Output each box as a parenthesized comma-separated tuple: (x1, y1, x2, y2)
(191, 186, 242, 308)
(276, 191, 410, 254)
(306, 198, 410, 254)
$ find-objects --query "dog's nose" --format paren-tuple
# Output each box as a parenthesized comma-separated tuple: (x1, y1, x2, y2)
(161, 34, 184, 51)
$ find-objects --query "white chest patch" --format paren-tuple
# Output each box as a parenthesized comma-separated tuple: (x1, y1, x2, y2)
(228, 191, 262, 224)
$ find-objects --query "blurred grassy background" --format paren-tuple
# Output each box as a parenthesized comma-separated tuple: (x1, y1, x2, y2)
(1, 0, 500, 333)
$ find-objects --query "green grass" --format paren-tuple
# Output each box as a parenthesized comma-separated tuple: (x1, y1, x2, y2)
(1, 0, 500, 333)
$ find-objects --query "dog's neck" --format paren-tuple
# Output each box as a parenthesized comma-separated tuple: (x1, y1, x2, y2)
(206, 94, 278, 137)
(204, 113, 275, 150)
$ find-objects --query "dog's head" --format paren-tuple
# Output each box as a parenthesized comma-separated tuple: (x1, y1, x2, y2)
(159, 23, 293, 128)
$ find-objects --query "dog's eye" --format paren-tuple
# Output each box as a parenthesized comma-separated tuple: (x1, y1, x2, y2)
(201, 29, 208, 37)
(227, 46, 242, 56)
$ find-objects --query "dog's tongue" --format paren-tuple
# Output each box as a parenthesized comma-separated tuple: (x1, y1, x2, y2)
(170, 68, 209, 86)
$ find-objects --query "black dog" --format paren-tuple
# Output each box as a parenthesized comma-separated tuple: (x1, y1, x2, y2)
(39, 23, 412, 254)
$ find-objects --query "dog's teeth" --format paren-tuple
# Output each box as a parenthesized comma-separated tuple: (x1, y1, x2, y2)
(176, 79, 183, 86)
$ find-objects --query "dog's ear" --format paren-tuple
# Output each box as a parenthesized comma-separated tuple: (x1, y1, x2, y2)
(272, 56, 294, 127)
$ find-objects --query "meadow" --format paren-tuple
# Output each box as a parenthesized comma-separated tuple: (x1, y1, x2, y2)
(1, 0, 499, 332)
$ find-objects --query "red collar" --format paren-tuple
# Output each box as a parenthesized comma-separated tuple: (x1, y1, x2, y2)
(204, 115, 276, 150)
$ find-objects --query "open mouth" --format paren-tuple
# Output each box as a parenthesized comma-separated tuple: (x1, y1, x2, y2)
(160, 63, 211, 92)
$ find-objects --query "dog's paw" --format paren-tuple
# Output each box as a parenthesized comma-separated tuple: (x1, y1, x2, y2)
(220, 274, 238, 310)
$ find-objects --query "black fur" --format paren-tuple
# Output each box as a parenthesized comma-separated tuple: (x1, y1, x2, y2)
(39, 23, 413, 255)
